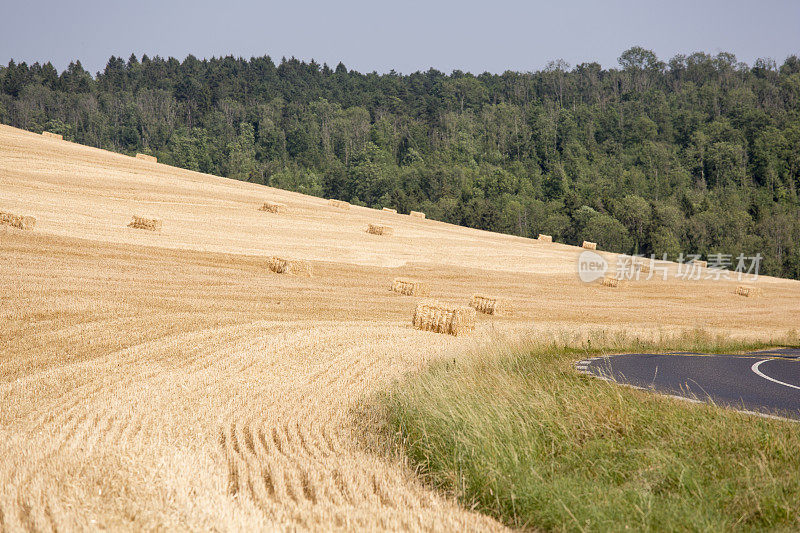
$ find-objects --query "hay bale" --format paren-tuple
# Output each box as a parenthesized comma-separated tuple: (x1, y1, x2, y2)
(692, 260, 707, 268)
(259, 201, 287, 213)
(600, 276, 621, 288)
(409, 211, 426, 219)
(390, 278, 429, 296)
(128, 215, 162, 232)
(18, 215, 36, 230)
(0, 211, 36, 230)
(42, 131, 62, 140)
(382, 207, 397, 213)
(367, 223, 393, 236)
(328, 199, 350, 210)
(635, 260, 652, 274)
(136, 153, 157, 163)
(469, 294, 510, 316)
(582, 241, 597, 250)
(412, 301, 476, 336)
(268, 256, 313, 277)
(538, 234, 553, 243)
(735, 285, 762, 297)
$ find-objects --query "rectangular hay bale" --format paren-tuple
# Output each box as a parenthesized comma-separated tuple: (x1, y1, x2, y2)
(390, 278, 429, 296)
(735, 285, 762, 297)
(268, 256, 313, 277)
(538, 234, 553, 243)
(469, 294, 509, 316)
(582, 241, 597, 250)
(367, 223, 393, 236)
(136, 153, 157, 163)
(328, 199, 350, 210)
(635, 260, 652, 274)
(382, 207, 397, 213)
(42, 131, 63, 140)
(692, 260, 707, 268)
(412, 300, 476, 336)
(0, 211, 36, 230)
(409, 210, 426, 219)
(128, 215, 163, 232)
(600, 276, 620, 288)
(259, 201, 287, 213)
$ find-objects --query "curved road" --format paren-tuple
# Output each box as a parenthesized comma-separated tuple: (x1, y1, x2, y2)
(576, 348, 800, 420)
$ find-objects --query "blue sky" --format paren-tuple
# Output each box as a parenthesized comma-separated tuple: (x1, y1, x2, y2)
(1, 0, 798, 74)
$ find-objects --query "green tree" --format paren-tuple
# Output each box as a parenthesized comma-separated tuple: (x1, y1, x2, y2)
(226, 123, 257, 181)
(615, 195, 651, 253)
(583, 213, 633, 252)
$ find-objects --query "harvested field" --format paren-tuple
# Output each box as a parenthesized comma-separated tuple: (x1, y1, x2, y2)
(267, 256, 313, 277)
(582, 240, 597, 250)
(538, 234, 552, 242)
(259, 201, 287, 213)
(382, 207, 397, 213)
(128, 215, 162, 232)
(412, 301, 476, 336)
(136, 153, 157, 162)
(390, 277, 430, 296)
(469, 294, 509, 316)
(1, 123, 799, 531)
(0, 210, 36, 230)
(409, 210, 425, 219)
(367, 223, 393, 236)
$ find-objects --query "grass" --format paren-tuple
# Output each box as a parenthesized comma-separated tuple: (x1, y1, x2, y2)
(377, 329, 800, 531)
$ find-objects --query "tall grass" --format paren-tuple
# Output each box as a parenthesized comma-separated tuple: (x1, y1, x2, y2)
(378, 329, 800, 531)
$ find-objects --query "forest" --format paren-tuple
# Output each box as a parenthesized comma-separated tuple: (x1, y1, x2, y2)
(2, 47, 799, 278)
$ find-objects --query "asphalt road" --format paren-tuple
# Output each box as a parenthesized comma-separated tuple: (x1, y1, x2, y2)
(576, 348, 800, 419)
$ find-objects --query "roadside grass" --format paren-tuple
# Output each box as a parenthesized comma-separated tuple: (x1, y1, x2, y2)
(374, 329, 800, 531)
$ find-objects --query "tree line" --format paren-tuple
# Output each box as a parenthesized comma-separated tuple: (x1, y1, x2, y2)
(2, 47, 799, 278)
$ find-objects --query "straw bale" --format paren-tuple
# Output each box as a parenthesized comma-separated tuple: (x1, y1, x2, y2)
(128, 215, 162, 232)
(328, 199, 350, 210)
(268, 257, 313, 277)
(735, 285, 762, 297)
(259, 201, 287, 213)
(136, 153, 157, 162)
(367, 224, 393, 236)
(0, 211, 36, 230)
(412, 300, 476, 336)
(600, 276, 621, 288)
(390, 278, 429, 296)
(469, 294, 509, 316)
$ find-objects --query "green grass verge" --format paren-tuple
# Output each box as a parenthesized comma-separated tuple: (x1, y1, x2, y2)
(377, 329, 800, 531)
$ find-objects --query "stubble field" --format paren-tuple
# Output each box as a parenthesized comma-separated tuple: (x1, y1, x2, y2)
(1, 124, 799, 530)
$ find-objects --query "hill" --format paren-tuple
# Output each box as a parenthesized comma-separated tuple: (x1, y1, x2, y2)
(2, 49, 800, 278)
(1, 124, 798, 529)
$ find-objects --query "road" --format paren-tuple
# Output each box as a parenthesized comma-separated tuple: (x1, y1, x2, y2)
(576, 348, 800, 419)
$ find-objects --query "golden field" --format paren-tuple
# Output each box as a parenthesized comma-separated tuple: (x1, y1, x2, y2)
(1, 124, 799, 531)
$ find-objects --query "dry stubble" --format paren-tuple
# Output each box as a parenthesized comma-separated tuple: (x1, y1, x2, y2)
(1, 124, 799, 530)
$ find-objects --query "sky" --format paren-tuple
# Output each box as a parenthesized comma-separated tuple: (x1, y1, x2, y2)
(1, 0, 798, 75)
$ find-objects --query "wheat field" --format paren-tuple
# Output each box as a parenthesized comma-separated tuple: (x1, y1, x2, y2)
(1, 124, 799, 531)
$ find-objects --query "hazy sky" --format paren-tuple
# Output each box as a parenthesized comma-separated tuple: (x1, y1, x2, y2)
(2, 0, 798, 75)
